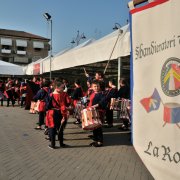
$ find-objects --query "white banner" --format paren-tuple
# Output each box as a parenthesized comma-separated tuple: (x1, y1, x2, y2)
(130, 0, 180, 180)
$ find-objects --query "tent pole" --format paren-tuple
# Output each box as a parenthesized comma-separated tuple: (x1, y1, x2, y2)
(118, 57, 121, 89)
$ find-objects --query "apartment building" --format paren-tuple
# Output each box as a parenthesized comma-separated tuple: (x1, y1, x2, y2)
(0, 29, 50, 65)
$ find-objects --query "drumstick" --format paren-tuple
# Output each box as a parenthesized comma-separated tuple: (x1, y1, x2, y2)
(176, 123, 180, 129)
(83, 67, 87, 74)
(162, 122, 166, 127)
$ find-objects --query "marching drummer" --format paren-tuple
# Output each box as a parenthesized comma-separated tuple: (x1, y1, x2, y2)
(0, 79, 5, 106)
(104, 79, 118, 128)
(33, 80, 51, 130)
(71, 79, 84, 125)
(117, 78, 130, 131)
(46, 81, 71, 149)
(88, 80, 107, 147)
(5, 78, 15, 107)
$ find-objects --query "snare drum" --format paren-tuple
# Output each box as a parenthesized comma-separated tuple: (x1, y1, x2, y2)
(110, 98, 121, 111)
(80, 96, 88, 105)
(110, 98, 131, 119)
(74, 101, 84, 120)
(81, 107, 102, 130)
(29, 101, 37, 114)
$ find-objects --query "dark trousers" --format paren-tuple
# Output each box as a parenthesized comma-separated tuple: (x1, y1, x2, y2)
(48, 128, 56, 148)
(20, 97, 26, 107)
(58, 120, 67, 145)
(106, 109, 113, 125)
(7, 98, 15, 107)
(122, 119, 129, 128)
(1, 99, 3, 106)
(48, 123, 67, 148)
(93, 127, 103, 143)
(39, 112, 45, 126)
(48, 110, 67, 148)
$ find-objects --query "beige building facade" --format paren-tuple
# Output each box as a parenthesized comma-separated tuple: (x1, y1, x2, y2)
(0, 29, 50, 65)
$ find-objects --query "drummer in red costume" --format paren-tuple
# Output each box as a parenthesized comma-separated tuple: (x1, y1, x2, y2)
(88, 80, 107, 147)
(46, 81, 71, 149)
(5, 78, 15, 107)
(71, 79, 84, 124)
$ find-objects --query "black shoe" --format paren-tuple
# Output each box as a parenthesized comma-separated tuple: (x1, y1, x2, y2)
(118, 126, 129, 131)
(45, 137, 50, 141)
(89, 142, 96, 146)
(95, 142, 103, 147)
(104, 124, 113, 128)
(88, 135, 94, 139)
(48, 145, 55, 149)
(89, 142, 103, 147)
(60, 143, 69, 148)
(34, 126, 42, 130)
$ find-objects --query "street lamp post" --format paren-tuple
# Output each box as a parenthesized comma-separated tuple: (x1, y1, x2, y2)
(112, 23, 123, 33)
(43, 12, 52, 81)
(71, 30, 86, 46)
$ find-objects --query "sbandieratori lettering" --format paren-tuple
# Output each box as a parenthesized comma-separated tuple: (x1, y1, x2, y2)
(135, 37, 176, 60)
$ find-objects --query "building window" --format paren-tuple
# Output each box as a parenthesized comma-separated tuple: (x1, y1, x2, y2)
(2, 45, 11, 50)
(34, 48, 42, 52)
(16, 39, 27, 55)
(14, 57, 29, 63)
(16, 39, 27, 47)
(1, 38, 12, 46)
(1, 45, 11, 54)
(33, 41, 44, 49)
(17, 46, 26, 51)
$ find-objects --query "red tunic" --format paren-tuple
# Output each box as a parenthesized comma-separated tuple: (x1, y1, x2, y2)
(51, 92, 71, 117)
(46, 92, 71, 128)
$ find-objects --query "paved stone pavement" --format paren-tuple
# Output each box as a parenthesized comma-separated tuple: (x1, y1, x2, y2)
(0, 104, 154, 180)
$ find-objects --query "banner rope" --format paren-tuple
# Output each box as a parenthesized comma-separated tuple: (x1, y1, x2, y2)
(103, 26, 129, 75)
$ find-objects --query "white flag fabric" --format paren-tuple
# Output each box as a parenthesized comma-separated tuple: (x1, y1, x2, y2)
(130, 0, 180, 179)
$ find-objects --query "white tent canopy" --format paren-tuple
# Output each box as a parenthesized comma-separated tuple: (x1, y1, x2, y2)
(24, 24, 130, 75)
(50, 24, 130, 72)
(0, 60, 25, 75)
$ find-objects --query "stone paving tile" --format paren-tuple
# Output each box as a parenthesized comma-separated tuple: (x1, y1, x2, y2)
(0, 105, 154, 180)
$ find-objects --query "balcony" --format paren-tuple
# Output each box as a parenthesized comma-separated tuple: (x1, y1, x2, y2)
(1, 49, 11, 54)
(17, 50, 26, 55)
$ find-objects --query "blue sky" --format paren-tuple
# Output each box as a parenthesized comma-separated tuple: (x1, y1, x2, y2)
(0, 0, 130, 54)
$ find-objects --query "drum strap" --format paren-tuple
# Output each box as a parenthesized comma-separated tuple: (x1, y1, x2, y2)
(52, 95, 60, 108)
(41, 89, 48, 101)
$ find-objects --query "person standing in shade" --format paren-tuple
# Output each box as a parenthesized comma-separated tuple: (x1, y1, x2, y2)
(104, 79, 118, 128)
(33, 80, 51, 130)
(117, 78, 130, 130)
(71, 79, 84, 124)
(20, 82, 27, 108)
(0, 80, 5, 106)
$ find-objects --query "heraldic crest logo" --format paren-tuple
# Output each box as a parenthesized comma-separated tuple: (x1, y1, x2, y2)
(140, 57, 180, 128)
(161, 57, 180, 97)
